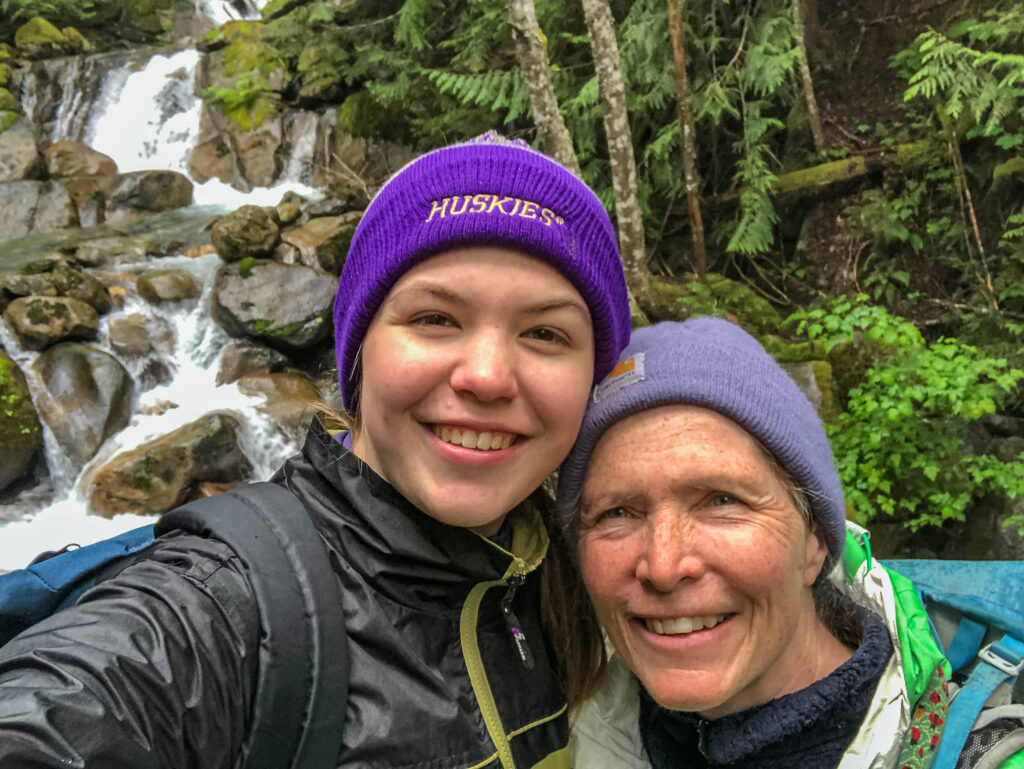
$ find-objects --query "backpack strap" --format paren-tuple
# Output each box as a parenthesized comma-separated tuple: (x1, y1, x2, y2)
(156, 482, 348, 769)
(932, 635, 1024, 769)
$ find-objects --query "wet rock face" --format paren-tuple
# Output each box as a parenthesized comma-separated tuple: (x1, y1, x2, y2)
(88, 412, 251, 517)
(3, 295, 99, 351)
(108, 314, 153, 357)
(211, 204, 281, 262)
(0, 181, 78, 240)
(43, 140, 118, 179)
(0, 348, 43, 492)
(0, 115, 42, 183)
(237, 372, 318, 443)
(105, 170, 194, 221)
(32, 342, 133, 464)
(217, 340, 291, 385)
(212, 260, 336, 351)
(276, 212, 360, 275)
(136, 269, 201, 303)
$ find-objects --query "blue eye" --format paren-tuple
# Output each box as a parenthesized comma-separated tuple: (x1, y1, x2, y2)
(710, 493, 740, 507)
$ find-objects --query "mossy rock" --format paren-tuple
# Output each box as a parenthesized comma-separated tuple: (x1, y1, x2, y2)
(759, 334, 828, 363)
(0, 44, 13, 62)
(60, 26, 93, 53)
(647, 273, 783, 335)
(0, 88, 20, 114)
(0, 110, 16, 134)
(14, 18, 66, 50)
(0, 63, 9, 88)
(207, 20, 285, 78)
(118, 0, 173, 35)
(0, 351, 43, 492)
(203, 20, 286, 131)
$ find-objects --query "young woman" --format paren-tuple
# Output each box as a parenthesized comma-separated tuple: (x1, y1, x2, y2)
(0, 133, 631, 769)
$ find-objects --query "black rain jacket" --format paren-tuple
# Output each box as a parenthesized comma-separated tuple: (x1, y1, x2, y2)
(0, 420, 570, 768)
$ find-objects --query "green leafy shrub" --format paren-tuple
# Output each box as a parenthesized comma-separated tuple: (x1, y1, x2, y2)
(791, 297, 1024, 531)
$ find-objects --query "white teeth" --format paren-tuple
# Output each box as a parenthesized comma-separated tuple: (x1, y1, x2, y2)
(432, 425, 514, 451)
(645, 614, 726, 636)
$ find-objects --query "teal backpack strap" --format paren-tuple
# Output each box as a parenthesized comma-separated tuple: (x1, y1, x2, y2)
(932, 635, 1024, 769)
(156, 482, 348, 769)
(884, 559, 1024, 769)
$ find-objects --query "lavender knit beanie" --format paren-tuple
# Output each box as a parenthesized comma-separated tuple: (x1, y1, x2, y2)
(556, 317, 846, 567)
(334, 132, 631, 412)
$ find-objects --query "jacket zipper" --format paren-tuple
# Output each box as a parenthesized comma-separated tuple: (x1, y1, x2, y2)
(500, 573, 535, 670)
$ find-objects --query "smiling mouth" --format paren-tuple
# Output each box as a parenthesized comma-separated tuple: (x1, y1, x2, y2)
(432, 424, 516, 451)
(644, 614, 728, 636)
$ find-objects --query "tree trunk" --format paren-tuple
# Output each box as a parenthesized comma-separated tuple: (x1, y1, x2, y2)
(792, 0, 826, 153)
(666, 0, 707, 278)
(580, 0, 651, 308)
(506, 0, 581, 176)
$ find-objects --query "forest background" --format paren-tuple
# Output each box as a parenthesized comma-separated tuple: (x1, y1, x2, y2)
(2, 0, 1024, 559)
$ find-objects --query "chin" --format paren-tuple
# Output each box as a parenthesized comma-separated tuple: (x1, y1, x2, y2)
(643, 678, 728, 715)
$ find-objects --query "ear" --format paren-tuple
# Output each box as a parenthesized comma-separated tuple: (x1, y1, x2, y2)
(803, 520, 829, 586)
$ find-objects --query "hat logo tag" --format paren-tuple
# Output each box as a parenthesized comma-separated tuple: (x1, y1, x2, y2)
(425, 194, 565, 226)
(592, 352, 645, 403)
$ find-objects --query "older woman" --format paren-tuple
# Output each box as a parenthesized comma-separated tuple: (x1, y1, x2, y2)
(555, 318, 963, 769)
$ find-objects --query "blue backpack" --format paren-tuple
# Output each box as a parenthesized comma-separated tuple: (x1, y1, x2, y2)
(885, 557, 1024, 769)
(0, 482, 349, 769)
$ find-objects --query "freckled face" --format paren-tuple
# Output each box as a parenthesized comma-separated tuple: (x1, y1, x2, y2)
(352, 247, 595, 535)
(578, 405, 835, 718)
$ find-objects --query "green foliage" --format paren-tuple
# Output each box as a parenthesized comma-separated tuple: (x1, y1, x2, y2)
(791, 298, 1024, 531)
(0, 0, 94, 29)
(203, 73, 277, 131)
(895, 9, 1024, 146)
(788, 294, 922, 352)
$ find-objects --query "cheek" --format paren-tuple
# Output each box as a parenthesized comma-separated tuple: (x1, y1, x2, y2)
(579, 537, 633, 607)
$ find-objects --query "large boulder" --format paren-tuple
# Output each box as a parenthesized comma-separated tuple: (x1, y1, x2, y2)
(0, 115, 40, 182)
(276, 212, 359, 275)
(237, 372, 318, 442)
(217, 340, 291, 385)
(136, 269, 201, 303)
(211, 205, 280, 262)
(0, 261, 111, 315)
(107, 313, 153, 357)
(104, 170, 193, 221)
(3, 295, 99, 350)
(13, 18, 82, 59)
(0, 347, 43, 492)
(0, 180, 77, 240)
(32, 342, 133, 464)
(212, 260, 336, 351)
(43, 141, 118, 178)
(88, 412, 251, 517)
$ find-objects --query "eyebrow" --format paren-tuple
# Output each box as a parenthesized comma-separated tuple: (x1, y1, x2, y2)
(389, 282, 591, 321)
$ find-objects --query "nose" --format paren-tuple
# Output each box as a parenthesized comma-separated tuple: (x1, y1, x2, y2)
(635, 514, 703, 592)
(449, 329, 519, 402)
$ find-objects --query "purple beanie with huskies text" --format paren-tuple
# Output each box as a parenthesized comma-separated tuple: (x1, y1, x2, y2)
(333, 132, 631, 412)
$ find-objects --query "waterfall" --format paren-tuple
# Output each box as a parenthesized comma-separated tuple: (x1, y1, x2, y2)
(3, 14, 330, 570)
(0, 253, 303, 571)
